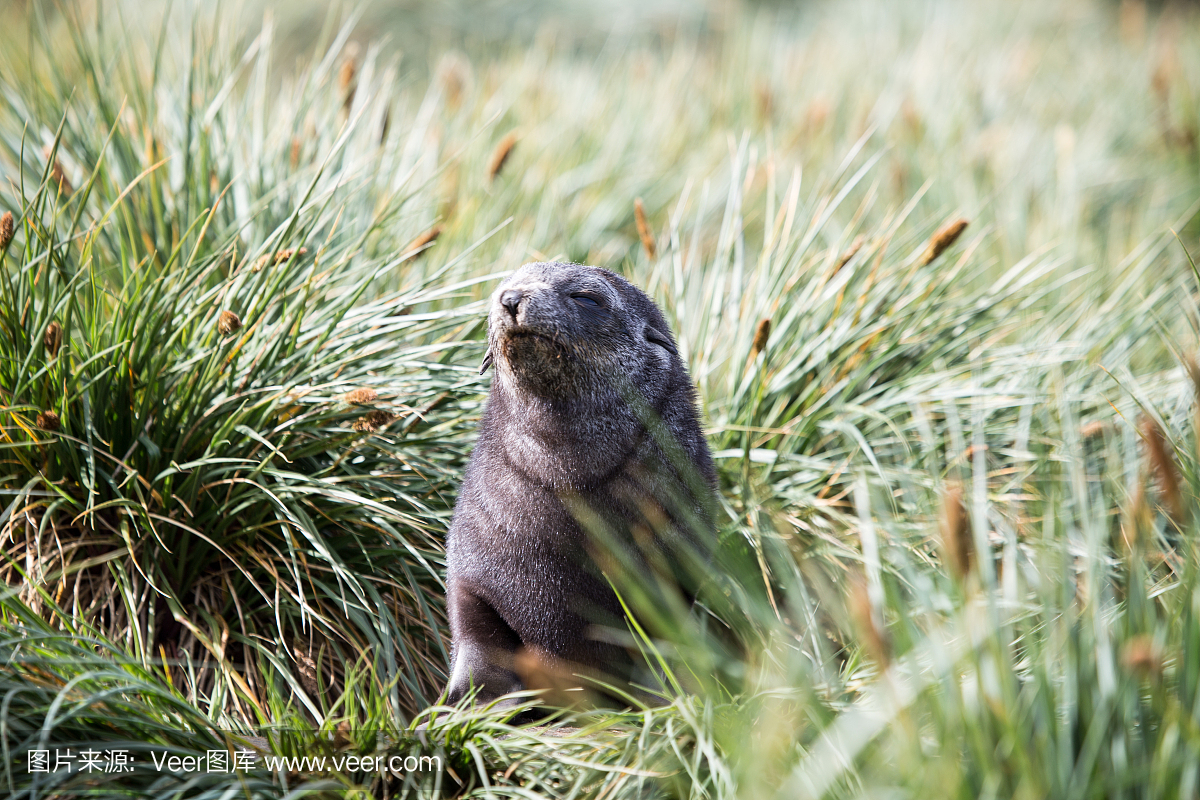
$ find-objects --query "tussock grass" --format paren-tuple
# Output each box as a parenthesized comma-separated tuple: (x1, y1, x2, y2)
(3, 0, 1200, 797)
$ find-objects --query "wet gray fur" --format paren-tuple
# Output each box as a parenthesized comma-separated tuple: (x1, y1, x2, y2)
(444, 261, 716, 708)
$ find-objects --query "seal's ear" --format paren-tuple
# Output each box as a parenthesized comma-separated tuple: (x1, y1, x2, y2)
(479, 349, 494, 374)
(644, 324, 677, 355)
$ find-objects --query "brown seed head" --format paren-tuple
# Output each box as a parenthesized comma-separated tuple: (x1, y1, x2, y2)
(751, 318, 771, 357)
(940, 483, 974, 583)
(920, 217, 969, 265)
(44, 146, 72, 197)
(293, 639, 320, 696)
(404, 225, 443, 256)
(1142, 415, 1184, 522)
(1118, 0, 1147, 47)
(512, 644, 583, 707)
(218, 310, 242, 336)
(755, 81, 773, 120)
(1152, 66, 1169, 102)
(338, 55, 357, 93)
(353, 409, 396, 433)
(847, 575, 889, 668)
(0, 211, 13, 251)
(289, 138, 302, 169)
(1120, 634, 1162, 680)
(36, 410, 60, 431)
(963, 444, 988, 461)
(437, 53, 470, 110)
(634, 198, 656, 260)
(343, 387, 378, 405)
(1152, 43, 1178, 103)
(338, 46, 359, 114)
(253, 247, 308, 272)
(274, 247, 307, 264)
(44, 321, 63, 357)
(835, 235, 866, 274)
(487, 131, 518, 183)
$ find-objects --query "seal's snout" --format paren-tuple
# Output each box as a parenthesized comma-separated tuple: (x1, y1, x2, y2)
(500, 289, 523, 320)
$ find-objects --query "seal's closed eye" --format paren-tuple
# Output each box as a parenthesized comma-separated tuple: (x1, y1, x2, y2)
(644, 324, 677, 355)
(571, 293, 602, 308)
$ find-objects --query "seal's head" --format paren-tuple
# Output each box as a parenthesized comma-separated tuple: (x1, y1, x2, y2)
(481, 262, 679, 400)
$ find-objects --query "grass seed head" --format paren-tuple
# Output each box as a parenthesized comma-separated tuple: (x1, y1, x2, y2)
(353, 409, 396, 433)
(847, 575, 889, 668)
(901, 97, 923, 135)
(487, 130, 518, 183)
(274, 247, 307, 264)
(1141, 415, 1184, 522)
(806, 96, 831, 131)
(293, 639, 320, 696)
(338, 44, 359, 114)
(1120, 634, 1163, 680)
(253, 247, 308, 272)
(1119, 0, 1147, 47)
(940, 483, 974, 583)
(835, 234, 866, 273)
(404, 224, 443, 256)
(343, 387, 378, 405)
(44, 321, 62, 357)
(43, 146, 72, 196)
(920, 217, 969, 265)
(0, 211, 13, 251)
(217, 310, 242, 336)
(634, 197, 657, 259)
(1152, 43, 1178, 103)
(755, 80, 773, 120)
(36, 410, 60, 431)
(437, 52, 470, 110)
(751, 318, 771, 357)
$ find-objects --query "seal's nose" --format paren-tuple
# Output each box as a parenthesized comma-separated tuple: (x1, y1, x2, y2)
(500, 289, 523, 319)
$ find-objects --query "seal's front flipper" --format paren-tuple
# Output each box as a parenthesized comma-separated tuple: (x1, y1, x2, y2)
(446, 584, 524, 705)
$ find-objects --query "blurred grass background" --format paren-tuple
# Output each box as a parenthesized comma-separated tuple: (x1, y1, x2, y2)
(2, 0, 1200, 797)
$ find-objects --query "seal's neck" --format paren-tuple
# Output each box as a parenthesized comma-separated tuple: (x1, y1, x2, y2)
(489, 383, 643, 490)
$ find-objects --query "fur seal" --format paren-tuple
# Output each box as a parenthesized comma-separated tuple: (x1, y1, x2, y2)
(443, 261, 716, 709)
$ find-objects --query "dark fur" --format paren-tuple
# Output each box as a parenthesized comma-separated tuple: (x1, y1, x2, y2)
(444, 262, 717, 708)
